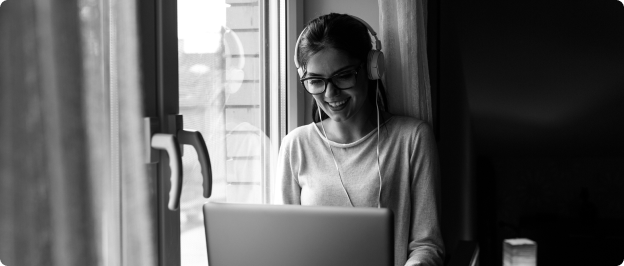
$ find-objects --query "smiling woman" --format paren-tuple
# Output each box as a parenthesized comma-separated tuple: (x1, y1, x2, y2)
(276, 13, 445, 266)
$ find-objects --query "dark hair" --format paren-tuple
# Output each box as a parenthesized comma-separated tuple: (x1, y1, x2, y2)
(297, 13, 388, 123)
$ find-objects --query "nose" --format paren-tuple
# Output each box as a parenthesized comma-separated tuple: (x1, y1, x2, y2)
(324, 81, 340, 98)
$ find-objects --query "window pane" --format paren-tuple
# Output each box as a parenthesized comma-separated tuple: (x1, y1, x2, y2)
(177, 0, 273, 265)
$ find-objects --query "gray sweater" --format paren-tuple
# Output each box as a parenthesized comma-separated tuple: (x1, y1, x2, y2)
(275, 116, 444, 266)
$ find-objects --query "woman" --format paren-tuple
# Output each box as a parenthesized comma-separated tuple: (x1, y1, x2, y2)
(276, 13, 444, 266)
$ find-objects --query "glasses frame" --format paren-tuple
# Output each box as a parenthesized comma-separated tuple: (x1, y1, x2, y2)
(299, 65, 362, 95)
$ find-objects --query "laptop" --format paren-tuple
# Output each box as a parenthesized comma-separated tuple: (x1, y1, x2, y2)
(203, 202, 394, 266)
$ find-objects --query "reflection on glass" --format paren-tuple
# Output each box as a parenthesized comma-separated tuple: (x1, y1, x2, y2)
(177, 0, 271, 265)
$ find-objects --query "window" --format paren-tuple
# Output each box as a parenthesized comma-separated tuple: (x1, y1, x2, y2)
(0, 0, 300, 265)
(175, 0, 286, 265)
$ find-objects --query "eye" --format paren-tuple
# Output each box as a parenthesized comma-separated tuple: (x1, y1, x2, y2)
(334, 73, 355, 82)
(307, 79, 324, 85)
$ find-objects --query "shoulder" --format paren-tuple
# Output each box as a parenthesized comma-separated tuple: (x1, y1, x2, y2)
(280, 123, 317, 150)
(386, 115, 432, 136)
(383, 115, 436, 152)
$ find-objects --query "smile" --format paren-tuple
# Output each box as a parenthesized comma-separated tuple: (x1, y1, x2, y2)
(325, 98, 350, 112)
(327, 99, 348, 108)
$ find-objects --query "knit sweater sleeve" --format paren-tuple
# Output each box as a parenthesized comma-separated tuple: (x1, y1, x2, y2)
(274, 132, 301, 205)
(405, 122, 445, 266)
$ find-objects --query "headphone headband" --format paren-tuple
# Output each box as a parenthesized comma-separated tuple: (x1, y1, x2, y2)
(346, 15, 382, 51)
(294, 14, 385, 80)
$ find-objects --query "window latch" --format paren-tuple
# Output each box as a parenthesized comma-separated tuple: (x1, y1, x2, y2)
(150, 133, 183, 211)
(177, 129, 213, 199)
(145, 116, 213, 211)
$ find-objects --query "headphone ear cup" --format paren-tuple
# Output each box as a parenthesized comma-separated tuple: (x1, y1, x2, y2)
(367, 50, 385, 80)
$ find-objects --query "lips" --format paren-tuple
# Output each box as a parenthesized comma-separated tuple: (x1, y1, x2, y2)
(326, 98, 349, 111)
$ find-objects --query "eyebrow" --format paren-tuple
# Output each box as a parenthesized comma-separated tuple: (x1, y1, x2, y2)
(305, 64, 359, 77)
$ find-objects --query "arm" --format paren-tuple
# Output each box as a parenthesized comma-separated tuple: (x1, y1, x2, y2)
(273, 135, 301, 205)
(405, 123, 445, 266)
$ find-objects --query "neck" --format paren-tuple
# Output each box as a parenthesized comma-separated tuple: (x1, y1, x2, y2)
(322, 101, 382, 144)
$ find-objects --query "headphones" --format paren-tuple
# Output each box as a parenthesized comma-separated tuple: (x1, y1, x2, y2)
(294, 15, 385, 81)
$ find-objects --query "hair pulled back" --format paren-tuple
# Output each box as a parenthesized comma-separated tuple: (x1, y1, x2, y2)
(297, 13, 388, 123)
(297, 13, 371, 72)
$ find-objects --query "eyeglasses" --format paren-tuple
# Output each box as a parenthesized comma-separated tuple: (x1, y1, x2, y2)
(300, 65, 361, 95)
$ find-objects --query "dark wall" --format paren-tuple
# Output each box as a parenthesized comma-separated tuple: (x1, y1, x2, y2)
(435, 0, 624, 265)
(455, 0, 624, 156)
(484, 157, 624, 265)
(435, 0, 478, 261)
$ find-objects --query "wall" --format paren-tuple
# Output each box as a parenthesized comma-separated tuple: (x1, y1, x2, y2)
(453, 0, 624, 156)
(431, 0, 480, 257)
(438, 0, 624, 265)
(478, 157, 624, 266)
(303, 0, 379, 29)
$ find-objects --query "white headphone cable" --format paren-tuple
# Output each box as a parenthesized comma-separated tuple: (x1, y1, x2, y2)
(317, 89, 383, 209)
(318, 106, 355, 207)
(375, 81, 383, 208)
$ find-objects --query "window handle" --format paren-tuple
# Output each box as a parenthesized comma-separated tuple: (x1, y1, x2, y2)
(151, 133, 183, 211)
(177, 129, 213, 199)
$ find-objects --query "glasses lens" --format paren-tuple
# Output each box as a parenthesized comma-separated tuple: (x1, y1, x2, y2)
(303, 79, 326, 94)
(302, 69, 358, 94)
(332, 72, 357, 89)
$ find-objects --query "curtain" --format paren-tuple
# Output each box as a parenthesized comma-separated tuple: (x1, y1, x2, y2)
(0, 0, 154, 265)
(379, 0, 433, 126)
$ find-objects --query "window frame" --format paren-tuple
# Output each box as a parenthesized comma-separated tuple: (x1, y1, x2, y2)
(286, 0, 305, 132)
(142, 0, 302, 265)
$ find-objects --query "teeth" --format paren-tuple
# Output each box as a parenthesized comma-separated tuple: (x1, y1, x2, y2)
(328, 100, 347, 107)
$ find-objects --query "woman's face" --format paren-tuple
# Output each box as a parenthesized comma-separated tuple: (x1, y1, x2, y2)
(305, 48, 371, 123)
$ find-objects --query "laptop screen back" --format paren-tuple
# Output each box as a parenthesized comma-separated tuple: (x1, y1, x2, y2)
(203, 203, 393, 266)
